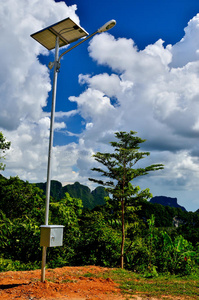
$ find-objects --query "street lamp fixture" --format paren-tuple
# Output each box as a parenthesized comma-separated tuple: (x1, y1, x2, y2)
(31, 17, 116, 283)
(98, 19, 116, 32)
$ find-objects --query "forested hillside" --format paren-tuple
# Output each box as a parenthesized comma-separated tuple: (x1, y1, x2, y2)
(0, 174, 199, 276)
(150, 196, 186, 211)
(36, 180, 108, 209)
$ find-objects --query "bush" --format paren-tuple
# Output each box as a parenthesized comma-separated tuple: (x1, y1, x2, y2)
(125, 217, 198, 276)
(0, 257, 40, 272)
(73, 210, 122, 267)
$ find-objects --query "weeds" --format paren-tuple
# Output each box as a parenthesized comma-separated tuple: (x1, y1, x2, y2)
(99, 268, 199, 299)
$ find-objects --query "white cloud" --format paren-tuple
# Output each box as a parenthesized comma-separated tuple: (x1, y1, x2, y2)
(0, 0, 81, 182)
(0, 0, 79, 130)
(69, 16, 199, 210)
(170, 13, 199, 68)
(79, 73, 133, 99)
(144, 39, 172, 66)
(85, 30, 199, 147)
(1, 1, 199, 211)
(54, 122, 66, 130)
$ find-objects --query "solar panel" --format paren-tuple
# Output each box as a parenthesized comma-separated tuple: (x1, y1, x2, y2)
(31, 17, 89, 50)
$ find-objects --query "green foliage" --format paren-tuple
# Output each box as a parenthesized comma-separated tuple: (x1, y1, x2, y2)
(46, 193, 83, 268)
(89, 131, 163, 196)
(176, 211, 199, 246)
(0, 131, 11, 171)
(136, 200, 185, 227)
(0, 176, 45, 221)
(0, 210, 13, 250)
(159, 232, 197, 275)
(0, 176, 45, 266)
(73, 210, 121, 267)
(125, 215, 198, 276)
(105, 196, 145, 240)
(0, 257, 40, 272)
(6, 217, 41, 262)
(0, 177, 84, 269)
(89, 131, 164, 268)
(0, 171, 199, 277)
(50, 192, 83, 227)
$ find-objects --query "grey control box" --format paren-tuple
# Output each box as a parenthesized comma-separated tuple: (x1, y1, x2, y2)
(40, 225, 64, 247)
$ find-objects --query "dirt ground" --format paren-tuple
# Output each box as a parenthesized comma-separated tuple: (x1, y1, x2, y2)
(0, 265, 147, 300)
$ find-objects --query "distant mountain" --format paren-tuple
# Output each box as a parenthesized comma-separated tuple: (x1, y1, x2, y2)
(0, 174, 188, 212)
(36, 180, 63, 200)
(63, 182, 95, 209)
(150, 196, 186, 211)
(36, 180, 108, 209)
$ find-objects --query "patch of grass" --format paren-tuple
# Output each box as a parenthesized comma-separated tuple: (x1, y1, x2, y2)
(106, 269, 199, 299)
(61, 279, 78, 283)
(83, 268, 199, 299)
(82, 272, 97, 278)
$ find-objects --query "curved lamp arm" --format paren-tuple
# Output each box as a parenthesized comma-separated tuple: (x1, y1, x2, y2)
(58, 30, 98, 64)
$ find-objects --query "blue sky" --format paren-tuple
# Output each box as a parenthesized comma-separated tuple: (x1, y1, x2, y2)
(1, 0, 199, 211)
(45, 0, 199, 145)
(64, 0, 199, 46)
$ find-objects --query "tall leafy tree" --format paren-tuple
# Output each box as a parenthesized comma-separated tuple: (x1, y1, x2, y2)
(0, 131, 11, 171)
(89, 131, 164, 268)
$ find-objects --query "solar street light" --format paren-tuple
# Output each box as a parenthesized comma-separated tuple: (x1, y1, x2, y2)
(31, 17, 89, 50)
(31, 17, 116, 283)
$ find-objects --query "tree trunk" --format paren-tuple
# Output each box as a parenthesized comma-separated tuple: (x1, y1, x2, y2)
(120, 198, 125, 268)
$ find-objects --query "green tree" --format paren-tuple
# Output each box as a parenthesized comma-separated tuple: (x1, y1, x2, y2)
(74, 209, 121, 267)
(0, 131, 11, 171)
(0, 176, 46, 265)
(0, 176, 45, 221)
(89, 131, 164, 268)
(47, 193, 83, 268)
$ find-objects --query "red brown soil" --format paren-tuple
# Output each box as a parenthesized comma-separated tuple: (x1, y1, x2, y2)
(1, 265, 188, 300)
(0, 265, 134, 300)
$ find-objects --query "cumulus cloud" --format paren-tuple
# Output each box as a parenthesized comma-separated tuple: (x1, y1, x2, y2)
(0, 0, 81, 182)
(0, 0, 78, 130)
(1, 1, 199, 211)
(170, 14, 199, 68)
(84, 28, 199, 148)
(69, 16, 199, 210)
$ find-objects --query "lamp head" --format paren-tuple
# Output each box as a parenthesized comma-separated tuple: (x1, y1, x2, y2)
(98, 20, 116, 33)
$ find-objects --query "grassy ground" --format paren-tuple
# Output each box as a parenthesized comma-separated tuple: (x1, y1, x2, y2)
(84, 268, 199, 299)
(1, 258, 199, 299)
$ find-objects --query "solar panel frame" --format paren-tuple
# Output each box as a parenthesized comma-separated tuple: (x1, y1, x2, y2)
(31, 17, 89, 50)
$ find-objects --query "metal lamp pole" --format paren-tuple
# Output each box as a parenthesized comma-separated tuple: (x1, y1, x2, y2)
(45, 36, 60, 226)
(45, 18, 116, 226)
(41, 36, 60, 283)
(31, 18, 116, 283)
